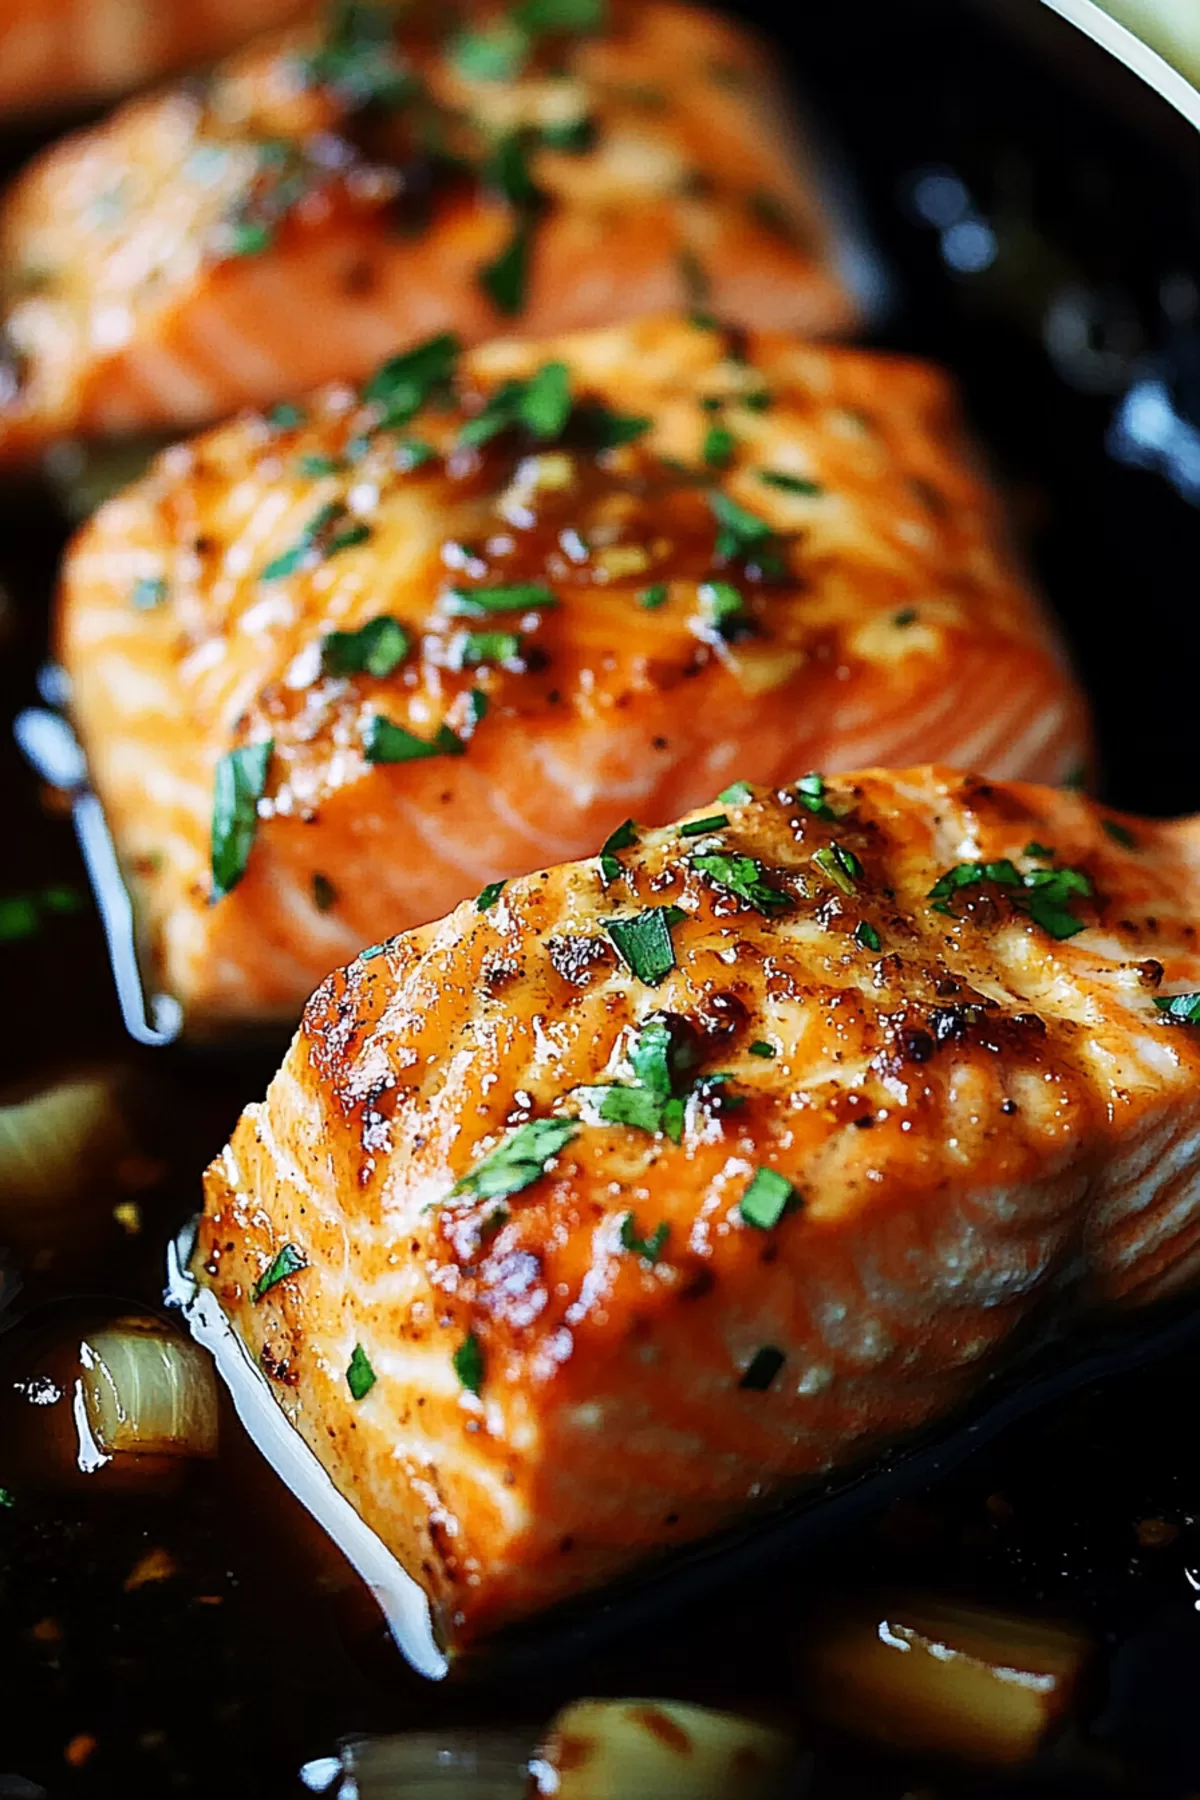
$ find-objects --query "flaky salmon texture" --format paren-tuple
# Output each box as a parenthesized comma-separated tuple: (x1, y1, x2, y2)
(196, 767, 1200, 1654)
(58, 317, 1089, 1033)
(0, 0, 855, 453)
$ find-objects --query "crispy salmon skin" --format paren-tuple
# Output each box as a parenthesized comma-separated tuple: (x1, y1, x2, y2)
(196, 767, 1200, 1652)
(57, 317, 1089, 1033)
(0, 0, 855, 453)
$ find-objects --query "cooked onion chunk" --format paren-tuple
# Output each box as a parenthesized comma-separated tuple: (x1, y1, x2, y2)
(79, 1317, 218, 1459)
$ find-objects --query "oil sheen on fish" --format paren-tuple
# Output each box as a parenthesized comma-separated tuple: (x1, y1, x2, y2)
(0, 0, 311, 118)
(196, 767, 1200, 1653)
(0, 0, 856, 455)
(57, 317, 1090, 1033)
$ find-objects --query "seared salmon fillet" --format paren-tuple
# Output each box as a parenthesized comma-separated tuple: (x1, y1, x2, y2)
(57, 318, 1089, 1034)
(196, 767, 1200, 1653)
(0, 0, 311, 118)
(0, 0, 856, 455)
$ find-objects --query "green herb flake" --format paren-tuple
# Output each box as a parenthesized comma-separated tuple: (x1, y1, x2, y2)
(297, 453, 343, 478)
(759, 469, 821, 495)
(638, 582, 668, 610)
(718, 779, 754, 804)
(253, 1241, 307, 1302)
(363, 715, 464, 763)
(1024, 841, 1055, 860)
(893, 607, 918, 627)
(795, 772, 835, 820)
(707, 489, 782, 572)
(267, 402, 306, 429)
(1063, 765, 1088, 793)
(928, 859, 1093, 940)
(0, 896, 40, 943)
(300, 0, 417, 108)
(603, 905, 686, 986)
(690, 850, 791, 913)
(740, 1166, 798, 1231)
(479, 216, 532, 315)
(516, 359, 571, 436)
(321, 614, 410, 678)
(452, 1117, 578, 1203)
(211, 740, 273, 901)
(346, 1344, 376, 1401)
(739, 1345, 785, 1391)
(476, 880, 506, 912)
(1154, 993, 1200, 1026)
(1103, 819, 1137, 849)
(854, 919, 881, 952)
(261, 500, 359, 580)
(703, 425, 736, 468)
(698, 579, 749, 638)
(453, 1332, 485, 1395)
(679, 812, 729, 839)
(230, 220, 273, 258)
(515, 0, 607, 28)
(813, 841, 863, 897)
(312, 872, 337, 912)
(619, 1212, 669, 1262)
(454, 629, 522, 668)
(361, 331, 460, 430)
(443, 582, 558, 617)
(131, 576, 168, 610)
(395, 439, 436, 471)
(451, 16, 530, 79)
(598, 817, 638, 885)
(749, 1040, 776, 1058)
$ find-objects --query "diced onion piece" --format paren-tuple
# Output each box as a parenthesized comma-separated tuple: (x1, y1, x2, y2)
(531, 1699, 796, 1798)
(798, 1595, 1092, 1765)
(335, 1732, 531, 1798)
(0, 1076, 127, 1212)
(79, 1318, 218, 1458)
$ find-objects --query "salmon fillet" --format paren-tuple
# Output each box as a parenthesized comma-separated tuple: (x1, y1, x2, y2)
(56, 317, 1090, 1034)
(0, 0, 311, 118)
(196, 767, 1200, 1653)
(0, 0, 856, 455)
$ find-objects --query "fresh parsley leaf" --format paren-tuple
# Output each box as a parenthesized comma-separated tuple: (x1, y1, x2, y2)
(211, 740, 273, 900)
(443, 582, 558, 616)
(451, 16, 530, 79)
(484, 130, 541, 208)
(268, 402, 306, 429)
(321, 614, 410, 677)
(253, 1242, 307, 1302)
(579, 1083, 672, 1136)
(312, 872, 337, 912)
(759, 469, 821, 495)
(452, 1118, 578, 1202)
(229, 220, 273, 257)
(326, 521, 371, 556)
(598, 817, 637, 885)
(638, 582, 668, 610)
(854, 919, 881, 952)
(628, 1012, 700, 1097)
(479, 215, 531, 315)
(1103, 819, 1137, 849)
(0, 1486, 13, 1508)
(131, 576, 167, 610)
(261, 501, 364, 580)
(363, 715, 464, 762)
(361, 332, 460, 429)
(795, 772, 836, 820)
(540, 115, 595, 151)
(708, 490, 778, 566)
(928, 859, 1093, 940)
(518, 359, 572, 435)
(300, 0, 416, 108)
(514, 0, 607, 27)
(740, 1166, 798, 1230)
(749, 1040, 775, 1058)
(813, 841, 863, 896)
(703, 425, 735, 468)
(0, 897, 39, 943)
(689, 850, 791, 912)
(476, 880, 506, 911)
(679, 812, 729, 838)
(698, 579, 750, 639)
(453, 629, 522, 668)
(1024, 841, 1055, 859)
(298, 453, 343, 477)
(395, 438, 436, 471)
(893, 607, 917, 626)
(619, 1212, 669, 1262)
(454, 1332, 485, 1395)
(739, 1345, 785, 1391)
(718, 780, 754, 804)
(1154, 993, 1200, 1025)
(603, 906, 686, 985)
(571, 401, 652, 449)
(346, 1344, 376, 1400)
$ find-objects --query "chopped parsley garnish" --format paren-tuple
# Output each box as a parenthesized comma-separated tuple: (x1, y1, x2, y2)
(395, 439, 436, 471)
(363, 715, 464, 762)
(211, 740, 272, 900)
(541, 116, 595, 151)
(253, 1242, 307, 1302)
(572, 401, 652, 449)
(454, 629, 522, 668)
(451, 16, 530, 79)
(708, 490, 783, 574)
(579, 1083, 673, 1135)
(457, 361, 646, 452)
(443, 582, 558, 616)
(299, 0, 416, 108)
(698, 579, 750, 639)
(854, 919, 881, 952)
(476, 880, 506, 912)
(893, 607, 917, 626)
(680, 812, 729, 838)
(312, 872, 337, 912)
(1103, 819, 1137, 849)
(749, 1040, 776, 1058)
(484, 130, 541, 209)
(454, 1333, 485, 1396)
(321, 614, 410, 678)
(261, 502, 370, 580)
(759, 469, 821, 495)
(0, 1486, 13, 1508)
(452, 1117, 577, 1202)
(513, 359, 571, 436)
(690, 850, 791, 912)
(739, 1166, 798, 1230)
(1154, 993, 1200, 1025)
(813, 841, 863, 896)
(1063, 765, 1088, 792)
(718, 779, 754, 804)
(131, 576, 167, 610)
(599, 817, 637, 885)
(1024, 841, 1055, 859)
(638, 582, 668, 610)
(361, 332, 460, 430)
(740, 1345, 785, 1391)
(479, 215, 532, 315)
(346, 1344, 376, 1401)
(268, 402, 306, 429)
(298, 453, 343, 478)
(603, 906, 686, 985)
(619, 1212, 670, 1262)
(703, 425, 735, 468)
(579, 1012, 703, 1143)
(516, 0, 607, 27)
(928, 859, 1093, 939)
(795, 772, 835, 820)
(229, 220, 273, 258)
